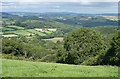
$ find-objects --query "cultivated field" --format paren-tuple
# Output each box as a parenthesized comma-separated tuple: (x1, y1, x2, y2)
(4, 30, 30, 35)
(3, 27, 55, 36)
(7, 26, 25, 30)
(48, 29, 56, 31)
(102, 16, 118, 21)
(26, 29, 46, 36)
(43, 37, 63, 43)
(2, 27, 14, 31)
(2, 34, 18, 37)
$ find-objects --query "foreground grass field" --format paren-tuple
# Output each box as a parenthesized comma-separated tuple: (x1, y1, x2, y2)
(2, 59, 118, 77)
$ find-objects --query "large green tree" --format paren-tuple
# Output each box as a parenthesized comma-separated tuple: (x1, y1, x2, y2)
(57, 27, 107, 65)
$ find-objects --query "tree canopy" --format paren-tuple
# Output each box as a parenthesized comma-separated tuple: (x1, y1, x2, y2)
(102, 30, 120, 66)
(57, 27, 107, 65)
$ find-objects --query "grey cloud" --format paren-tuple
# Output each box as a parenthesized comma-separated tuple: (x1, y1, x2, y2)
(2, 2, 118, 13)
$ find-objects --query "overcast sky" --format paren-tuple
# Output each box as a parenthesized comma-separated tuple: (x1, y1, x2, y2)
(1, 0, 119, 14)
(2, 0, 119, 2)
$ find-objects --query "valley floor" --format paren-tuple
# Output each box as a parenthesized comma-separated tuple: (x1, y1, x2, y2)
(2, 59, 118, 77)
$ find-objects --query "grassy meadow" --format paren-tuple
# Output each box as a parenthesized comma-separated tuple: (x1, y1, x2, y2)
(26, 29, 47, 36)
(2, 59, 118, 77)
(7, 25, 25, 30)
(4, 30, 30, 35)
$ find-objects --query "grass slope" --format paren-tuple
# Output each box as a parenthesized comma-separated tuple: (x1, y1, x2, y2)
(2, 59, 118, 77)
(7, 26, 25, 30)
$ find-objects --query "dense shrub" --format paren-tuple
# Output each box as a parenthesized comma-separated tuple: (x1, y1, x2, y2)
(2, 38, 54, 60)
(2, 38, 24, 56)
(2, 54, 24, 60)
(56, 27, 107, 65)
(102, 30, 120, 66)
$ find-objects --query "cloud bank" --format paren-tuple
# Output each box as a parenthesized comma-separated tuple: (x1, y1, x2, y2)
(2, 2, 118, 14)
(2, 0, 119, 2)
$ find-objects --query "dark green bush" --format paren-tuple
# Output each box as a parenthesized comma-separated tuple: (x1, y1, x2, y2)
(102, 30, 120, 66)
(2, 38, 24, 56)
(2, 54, 24, 60)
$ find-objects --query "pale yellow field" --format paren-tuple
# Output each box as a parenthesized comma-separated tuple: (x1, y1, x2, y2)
(35, 28, 43, 31)
(2, 34, 18, 37)
(102, 16, 118, 21)
(47, 29, 56, 31)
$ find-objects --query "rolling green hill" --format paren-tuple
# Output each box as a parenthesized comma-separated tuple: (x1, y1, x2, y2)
(2, 59, 118, 77)
(92, 26, 118, 35)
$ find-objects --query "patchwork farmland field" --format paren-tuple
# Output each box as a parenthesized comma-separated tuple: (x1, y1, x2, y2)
(102, 16, 118, 21)
(43, 31, 52, 34)
(4, 30, 30, 35)
(7, 26, 25, 30)
(2, 27, 15, 31)
(2, 34, 18, 37)
(2, 26, 56, 37)
(43, 37, 63, 43)
(26, 29, 47, 36)
(48, 29, 56, 31)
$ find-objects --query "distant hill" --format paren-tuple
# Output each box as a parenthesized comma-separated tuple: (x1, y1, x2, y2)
(2, 12, 118, 16)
